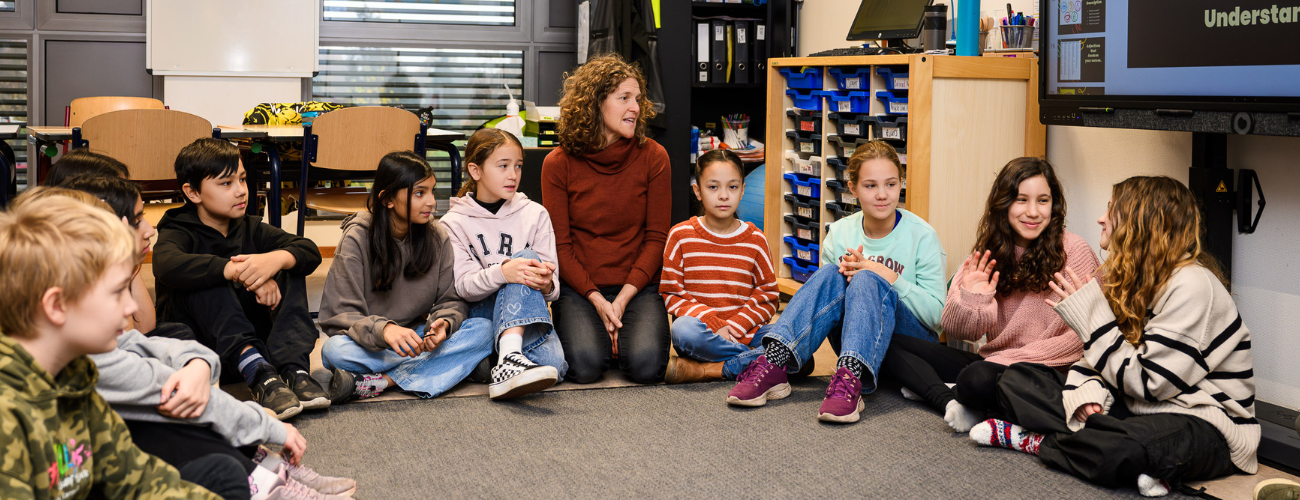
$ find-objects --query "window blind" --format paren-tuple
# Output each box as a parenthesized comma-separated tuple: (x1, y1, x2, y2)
(322, 0, 515, 26)
(0, 40, 26, 176)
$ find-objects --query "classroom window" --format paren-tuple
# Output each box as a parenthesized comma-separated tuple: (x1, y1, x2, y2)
(322, 0, 515, 26)
(0, 40, 26, 168)
(0, 1, 12, 12)
(313, 45, 524, 212)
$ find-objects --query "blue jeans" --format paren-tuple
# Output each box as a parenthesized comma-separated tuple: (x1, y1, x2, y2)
(670, 316, 755, 379)
(467, 249, 568, 380)
(321, 318, 493, 398)
(733, 264, 936, 393)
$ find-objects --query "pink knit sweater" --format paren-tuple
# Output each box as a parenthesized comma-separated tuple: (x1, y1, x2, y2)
(941, 231, 1100, 368)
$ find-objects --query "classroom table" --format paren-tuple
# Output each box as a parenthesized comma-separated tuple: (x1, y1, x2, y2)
(26, 124, 466, 227)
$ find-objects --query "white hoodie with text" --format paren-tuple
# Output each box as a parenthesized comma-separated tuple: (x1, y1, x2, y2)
(438, 192, 561, 302)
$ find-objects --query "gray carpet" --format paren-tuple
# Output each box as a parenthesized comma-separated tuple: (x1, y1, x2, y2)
(292, 378, 1195, 499)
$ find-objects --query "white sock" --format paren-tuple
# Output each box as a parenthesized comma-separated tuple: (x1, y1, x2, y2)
(1137, 474, 1171, 497)
(900, 387, 923, 401)
(497, 332, 523, 364)
(944, 399, 984, 433)
(249, 465, 282, 500)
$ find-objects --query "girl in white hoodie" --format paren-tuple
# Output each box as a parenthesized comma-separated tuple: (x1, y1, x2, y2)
(439, 128, 568, 399)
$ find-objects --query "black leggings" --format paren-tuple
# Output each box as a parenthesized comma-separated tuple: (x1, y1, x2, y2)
(879, 334, 1007, 414)
(125, 420, 258, 474)
(996, 363, 1237, 487)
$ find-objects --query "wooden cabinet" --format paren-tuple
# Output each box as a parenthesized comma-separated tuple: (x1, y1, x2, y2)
(764, 55, 1045, 295)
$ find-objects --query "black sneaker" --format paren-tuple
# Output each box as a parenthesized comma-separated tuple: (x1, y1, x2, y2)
(326, 368, 357, 405)
(282, 368, 330, 411)
(489, 352, 558, 400)
(250, 364, 302, 420)
(466, 355, 494, 384)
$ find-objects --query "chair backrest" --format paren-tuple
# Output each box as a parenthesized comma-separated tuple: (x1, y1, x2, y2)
(80, 109, 213, 183)
(69, 96, 166, 128)
(309, 106, 422, 171)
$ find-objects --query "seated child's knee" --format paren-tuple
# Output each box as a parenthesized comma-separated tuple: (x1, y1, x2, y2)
(512, 248, 540, 260)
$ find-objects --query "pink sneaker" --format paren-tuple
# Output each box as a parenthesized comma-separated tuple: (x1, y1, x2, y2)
(726, 355, 791, 407)
(817, 367, 865, 423)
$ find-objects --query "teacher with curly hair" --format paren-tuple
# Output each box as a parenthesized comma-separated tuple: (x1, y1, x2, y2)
(541, 53, 671, 384)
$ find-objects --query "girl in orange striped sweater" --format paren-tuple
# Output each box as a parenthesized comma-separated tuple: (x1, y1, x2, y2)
(660, 150, 779, 384)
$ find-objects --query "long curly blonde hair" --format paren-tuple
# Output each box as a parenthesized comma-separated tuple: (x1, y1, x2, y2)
(1101, 176, 1226, 345)
(557, 53, 657, 156)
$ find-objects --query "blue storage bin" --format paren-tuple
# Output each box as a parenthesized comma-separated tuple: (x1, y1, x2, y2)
(783, 172, 821, 200)
(825, 179, 860, 206)
(826, 156, 851, 182)
(783, 193, 820, 221)
(827, 66, 871, 91)
(783, 236, 821, 266)
(779, 67, 823, 89)
(821, 90, 872, 114)
(876, 91, 909, 115)
(876, 67, 910, 91)
(785, 130, 822, 157)
(787, 108, 822, 134)
(828, 112, 873, 139)
(786, 89, 823, 110)
(783, 257, 819, 283)
(872, 116, 908, 141)
(829, 134, 872, 158)
(827, 201, 861, 222)
(784, 215, 820, 242)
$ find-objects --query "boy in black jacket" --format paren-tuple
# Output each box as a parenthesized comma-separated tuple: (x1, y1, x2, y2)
(154, 138, 327, 420)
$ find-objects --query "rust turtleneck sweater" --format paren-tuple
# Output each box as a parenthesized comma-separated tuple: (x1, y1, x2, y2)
(541, 137, 672, 297)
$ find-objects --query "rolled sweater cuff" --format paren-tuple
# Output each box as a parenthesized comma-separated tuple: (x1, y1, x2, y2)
(1061, 380, 1114, 432)
(1052, 281, 1114, 342)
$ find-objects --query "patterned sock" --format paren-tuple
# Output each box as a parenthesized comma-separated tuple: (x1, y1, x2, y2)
(761, 338, 795, 370)
(354, 373, 389, 399)
(1137, 474, 1171, 497)
(969, 419, 1043, 455)
(237, 348, 272, 386)
(836, 356, 866, 379)
(497, 332, 523, 365)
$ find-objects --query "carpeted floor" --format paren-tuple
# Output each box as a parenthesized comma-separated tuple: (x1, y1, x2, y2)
(291, 378, 1196, 500)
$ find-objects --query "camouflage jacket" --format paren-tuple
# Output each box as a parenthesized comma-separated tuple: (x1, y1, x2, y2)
(0, 336, 220, 499)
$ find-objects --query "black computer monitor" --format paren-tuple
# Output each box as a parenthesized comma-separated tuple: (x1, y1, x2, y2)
(846, 0, 933, 42)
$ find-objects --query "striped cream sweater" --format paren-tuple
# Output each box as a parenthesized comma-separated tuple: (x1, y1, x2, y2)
(659, 217, 778, 344)
(1055, 264, 1258, 472)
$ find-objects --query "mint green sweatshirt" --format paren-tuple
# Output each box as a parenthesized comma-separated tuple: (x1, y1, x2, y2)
(820, 209, 947, 331)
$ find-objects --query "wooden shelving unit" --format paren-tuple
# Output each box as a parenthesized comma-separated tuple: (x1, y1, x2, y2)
(764, 55, 1046, 293)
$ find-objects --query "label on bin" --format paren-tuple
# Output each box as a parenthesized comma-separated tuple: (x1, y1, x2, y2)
(844, 193, 858, 205)
(796, 162, 814, 174)
(699, 71, 707, 82)
(890, 102, 908, 114)
(797, 228, 811, 240)
(797, 206, 813, 218)
(838, 101, 852, 113)
(895, 78, 909, 89)
(899, 154, 908, 164)
(800, 121, 814, 132)
(798, 249, 812, 261)
(800, 142, 814, 153)
(845, 77, 862, 90)
(844, 124, 860, 136)
(882, 127, 901, 140)
(797, 185, 812, 197)
(844, 145, 856, 156)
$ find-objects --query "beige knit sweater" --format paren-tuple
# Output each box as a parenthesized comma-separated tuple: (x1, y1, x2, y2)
(1055, 264, 1259, 473)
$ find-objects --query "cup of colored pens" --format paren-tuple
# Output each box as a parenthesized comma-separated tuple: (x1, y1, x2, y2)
(722, 114, 750, 149)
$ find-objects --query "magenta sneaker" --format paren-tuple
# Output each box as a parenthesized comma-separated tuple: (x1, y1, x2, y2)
(726, 355, 791, 407)
(817, 367, 865, 423)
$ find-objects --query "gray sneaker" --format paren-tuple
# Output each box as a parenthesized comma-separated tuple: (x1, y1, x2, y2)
(255, 448, 357, 497)
(260, 466, 351, 500)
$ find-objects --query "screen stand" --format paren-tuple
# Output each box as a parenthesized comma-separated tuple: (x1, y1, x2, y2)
(1188, 133, 1295, 474)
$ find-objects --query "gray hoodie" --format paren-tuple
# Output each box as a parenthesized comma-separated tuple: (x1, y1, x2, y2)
(318, 211, 468, 350)
(90, 330, 287, 447)
(438, 192, 560, 303)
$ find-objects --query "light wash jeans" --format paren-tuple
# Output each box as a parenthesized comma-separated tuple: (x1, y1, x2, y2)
(321, 318, 493, 398)
(468, 248, 568, 380)
(670, 316, 755, 379)
(729, 264, 936, 392)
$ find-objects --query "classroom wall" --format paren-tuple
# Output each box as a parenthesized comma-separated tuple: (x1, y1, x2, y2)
(797, 0, 1037, 56)
(800, 3, 1300, 410)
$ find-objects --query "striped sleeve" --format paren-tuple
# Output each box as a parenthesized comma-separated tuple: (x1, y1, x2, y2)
(1061, 361, 1115, 431)
(723, 231, 780, 335)
(659, 225, 727, 331)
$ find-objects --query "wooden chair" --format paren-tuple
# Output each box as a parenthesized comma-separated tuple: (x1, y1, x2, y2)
(77, 109, 217, 204)
(292, 106, 427, 236)
(69, 96, 165, 127)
